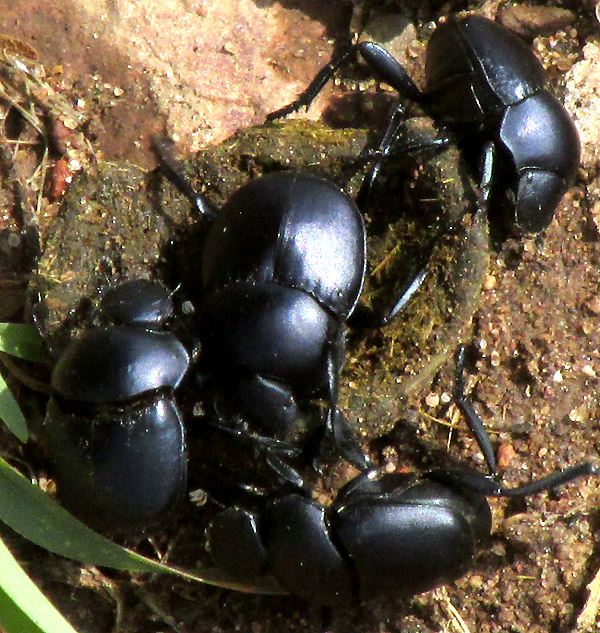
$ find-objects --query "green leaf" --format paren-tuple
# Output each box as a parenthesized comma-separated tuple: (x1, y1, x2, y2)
(0, 372, 28, 442)
(0, 538, 79, 633)
(0, 457, 285, 593)
(0, 457, 171, 572)
(0, 323, 47, 363)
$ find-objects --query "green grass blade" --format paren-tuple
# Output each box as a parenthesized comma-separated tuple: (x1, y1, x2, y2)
(0, 538, 79, 633)
(0, 372, 28, 441)
(0, 457, 168, 572)
(0, 457, 285, 593)
(0, 323, 47, 363)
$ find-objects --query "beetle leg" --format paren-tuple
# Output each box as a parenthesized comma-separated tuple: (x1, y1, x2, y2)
(320, 338, 373, 472)
(319, 408, 373, 473)
(263, 448, 308, 492)
(266, 44, 359, 121)
(151, 136, 218, 219)
(491, 462, 600, 496)
(371, 139, 490, 322)
(356, 100, 406, 211)
(347, 265, 429, 329)
(357, 123, 451, 215)
(356, 89, 451, 196)
(266, 41, 423, 123)
(350, 117, 455, 326)
(361, 131, 450, 177)
(452, 344, 600, 494)
(206, 413, 301, 458)
(209, 386, 311, 489)
(428, 463, 599, 498)
(453, 345, 497, 475)
(478, 141, 495, 205)
(356, 42, 423, 102)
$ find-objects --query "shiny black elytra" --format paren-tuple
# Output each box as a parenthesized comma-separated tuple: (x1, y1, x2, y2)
(199, 171, 369, 484)
(207, 467, 494, 605)
(204, 349, 598, 606)
(42, 280, 189, 533)
(190, 159, 429, 489)
(268, 15, 581, 233)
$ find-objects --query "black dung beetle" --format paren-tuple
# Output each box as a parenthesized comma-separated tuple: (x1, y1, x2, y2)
(204, 349, 599, 605)
(206, 467, 493, 606)
(154, 142, 421, 488)
(268, 14, 580, 233)
(199, 170, 366, 459)
(40, 279, 189, 533)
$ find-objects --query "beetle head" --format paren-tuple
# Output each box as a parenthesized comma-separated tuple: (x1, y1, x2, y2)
(514, 169, 567, 233)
